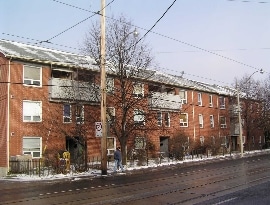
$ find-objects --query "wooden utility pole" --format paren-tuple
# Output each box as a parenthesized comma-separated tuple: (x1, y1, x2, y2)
(100, 0, 107, 175)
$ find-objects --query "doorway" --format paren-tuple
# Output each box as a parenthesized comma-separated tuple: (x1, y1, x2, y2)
(231, 136, 238, 151)
(66, 136, 84, 164)
(160, 136, 169, 157)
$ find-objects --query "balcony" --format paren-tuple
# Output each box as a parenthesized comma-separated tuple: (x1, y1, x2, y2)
(48, 78, 100, 103)
(149, 92, 182, 110)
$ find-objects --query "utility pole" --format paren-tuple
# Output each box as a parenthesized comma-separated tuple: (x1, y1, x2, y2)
(100, 0, 107, 175)
(237, 83, 244, 157)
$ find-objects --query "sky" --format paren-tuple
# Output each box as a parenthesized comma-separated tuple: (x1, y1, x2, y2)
(1, 0, 270, 86)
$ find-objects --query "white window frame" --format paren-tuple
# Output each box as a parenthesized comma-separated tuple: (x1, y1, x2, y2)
(219, 96, 226, 109)
(107, 137, 116, 155)
(199, 114, 204, 128)
(23, 65, 42, 87)
(106, 77, 114, 94)
(157, 111, 162, 126)
(179, 90, 187, 104)
(76, 105, 84, 124)
(107, 107, 115, 123)
(210, 115, 214, 128)
(23, 137, 42, 158)
(63, 104, 72, 123)
(198, 93, 202, 106)
(180, 113, 188, 127)
(133, 83, 144, 98)
(135, 137, 146, 149)
(23, 100, 42, 122)
(164, 112, 170, 127)
(209, 95, 213, 107)
(220, 116, 227, 128)
(134, 109, 145, 125)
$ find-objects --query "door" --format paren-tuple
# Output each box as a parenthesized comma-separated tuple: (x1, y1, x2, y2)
(160, 136, 169, 157)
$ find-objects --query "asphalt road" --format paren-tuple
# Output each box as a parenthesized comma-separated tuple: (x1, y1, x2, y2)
(1, 153, 270, 205)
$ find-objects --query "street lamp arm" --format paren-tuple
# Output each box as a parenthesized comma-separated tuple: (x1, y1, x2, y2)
(245, 69, 264, 84)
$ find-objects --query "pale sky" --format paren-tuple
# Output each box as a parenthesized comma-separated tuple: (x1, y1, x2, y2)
(1, 0, 269, 86)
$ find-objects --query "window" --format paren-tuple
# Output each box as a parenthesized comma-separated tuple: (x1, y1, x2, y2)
(23, 65, 41, 86)
(179, 90, 187, 104)
(219, 96, 225, 109)
(76, 105, 84, 124)
(259, 136, 262, 144)
(107, 107, 115, 124)
(52, 68, 73, 79)
(220, 116, 227, 128)
(106, 77, 114, 94)
(198, 93, 202, 106)
(221, 136, 227, 147)
(107, 137, 116, 155)
(133, 83, 144, 98)
(157, 111, 162, 126)
(210, 115, 214, 128)
(135, 137, 146, 149)
(77, 70, 94, 82)
(164, 112, 170, 127)
(199, 114, 204, 128)
(180, 113, 188, 127)
(134, 109, 145, 125)
(23, 101, 42, 122)
(209, 95, 213, 107)
(23, 137, 42, 158)
(63, 104, 71, 123)
(200, 136, 204, 146)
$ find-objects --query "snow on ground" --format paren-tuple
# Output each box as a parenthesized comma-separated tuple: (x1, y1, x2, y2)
(1, 149, 269, 182)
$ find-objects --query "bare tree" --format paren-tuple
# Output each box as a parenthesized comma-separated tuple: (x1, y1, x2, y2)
(234, 74, 264, 151)
(82, 15, 155, 163)
(261, 74, 270, 148)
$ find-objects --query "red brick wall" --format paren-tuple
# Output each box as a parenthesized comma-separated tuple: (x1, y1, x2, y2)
(8, 61, 103, 160)
(0, 55, 8, 170)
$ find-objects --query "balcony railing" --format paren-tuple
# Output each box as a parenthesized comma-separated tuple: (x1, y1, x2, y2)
(149, 92, 182, 110)
(48, 78, 100, 102)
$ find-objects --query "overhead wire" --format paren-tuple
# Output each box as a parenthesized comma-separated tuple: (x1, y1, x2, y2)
(1, 0, 268, 84)
(132, 0, 177, 46)
(41, 0, 116, 43)
(0, 31, 265, 86)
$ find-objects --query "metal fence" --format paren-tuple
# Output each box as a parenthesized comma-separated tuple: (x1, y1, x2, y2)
(8, 149, 268, 177)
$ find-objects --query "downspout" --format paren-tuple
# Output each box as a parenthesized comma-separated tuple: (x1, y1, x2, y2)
(6, 58, 11, 173)
(192, 90, 195, 141)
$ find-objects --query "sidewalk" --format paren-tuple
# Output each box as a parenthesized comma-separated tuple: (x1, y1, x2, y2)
(1, 149, 269, 184)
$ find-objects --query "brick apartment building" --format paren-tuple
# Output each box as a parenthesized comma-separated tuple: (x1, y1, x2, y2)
(0, 39, 264, 176)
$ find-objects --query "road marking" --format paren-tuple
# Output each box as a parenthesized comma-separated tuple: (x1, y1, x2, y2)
(212, 197, 238, 205)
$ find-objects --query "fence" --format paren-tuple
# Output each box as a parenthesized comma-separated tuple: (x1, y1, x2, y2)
(8, 149, 268, 177)
(9, 158, 55, 177)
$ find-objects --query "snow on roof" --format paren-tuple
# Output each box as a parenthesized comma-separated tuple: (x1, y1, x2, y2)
(0, 39, 96, 68)
(0, 39, 236, 96)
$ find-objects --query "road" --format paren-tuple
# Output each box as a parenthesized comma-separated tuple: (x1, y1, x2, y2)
(1, 153, 270, 205)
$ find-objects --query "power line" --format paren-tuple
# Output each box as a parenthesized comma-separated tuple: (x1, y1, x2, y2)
(43, 0, 116, 43)
(43, 1, 267, 76)
(133, 0, 177, 45)
(226, 0, 269, 3)
(1, 0, 268, 83)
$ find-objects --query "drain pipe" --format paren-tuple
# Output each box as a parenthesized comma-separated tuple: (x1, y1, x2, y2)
(6, 57, 11, 174)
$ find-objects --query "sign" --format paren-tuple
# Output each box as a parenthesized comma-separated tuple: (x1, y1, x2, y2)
(95, 122, 102, 137)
